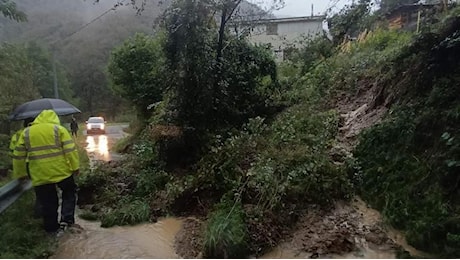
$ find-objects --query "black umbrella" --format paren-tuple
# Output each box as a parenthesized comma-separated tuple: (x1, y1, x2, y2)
(8, 98, 81, 121)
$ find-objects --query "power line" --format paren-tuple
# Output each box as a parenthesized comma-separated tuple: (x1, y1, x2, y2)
(50, 0, 126, 48)
(48, 0, 126, 98)
(326, 0, 342, 13)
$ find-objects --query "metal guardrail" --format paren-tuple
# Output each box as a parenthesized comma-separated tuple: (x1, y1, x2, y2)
(0, 179, 32, 214)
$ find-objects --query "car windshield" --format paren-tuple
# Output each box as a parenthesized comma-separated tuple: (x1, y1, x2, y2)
(88, 118, 104, 123)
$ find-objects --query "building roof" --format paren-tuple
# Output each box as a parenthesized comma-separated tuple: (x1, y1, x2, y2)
(234, 15, 325, 26)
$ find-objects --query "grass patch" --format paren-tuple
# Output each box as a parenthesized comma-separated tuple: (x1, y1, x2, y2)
(100, 199, 150, 228)
(77, 144, 89, 172)
(0, 191, 56, 258)
(204, 201, 248, 258)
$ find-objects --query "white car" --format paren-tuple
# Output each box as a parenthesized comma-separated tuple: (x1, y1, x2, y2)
(86, 117, 106, 134)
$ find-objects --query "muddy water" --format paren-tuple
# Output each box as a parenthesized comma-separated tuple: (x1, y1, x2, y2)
(52, 217, 183, 258)
(52, 125, 184, 259)
(351, 197, 431, 258)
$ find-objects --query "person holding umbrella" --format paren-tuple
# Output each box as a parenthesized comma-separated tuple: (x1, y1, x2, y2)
(12, 109, 80, 235)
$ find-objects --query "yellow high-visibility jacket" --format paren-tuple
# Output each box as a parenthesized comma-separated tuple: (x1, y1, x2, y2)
(9, 129, 23, 155)
(13, 110, 79, 186)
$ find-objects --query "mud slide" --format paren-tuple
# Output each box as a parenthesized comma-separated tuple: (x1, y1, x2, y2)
(260, 198, 430, 259)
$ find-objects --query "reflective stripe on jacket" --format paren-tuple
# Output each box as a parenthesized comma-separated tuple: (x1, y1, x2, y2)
(13, 110, 79, 186)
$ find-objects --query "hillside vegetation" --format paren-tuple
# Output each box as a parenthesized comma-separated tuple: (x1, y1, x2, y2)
(76, 0, 460, 258)
(355, 10, 460, 257)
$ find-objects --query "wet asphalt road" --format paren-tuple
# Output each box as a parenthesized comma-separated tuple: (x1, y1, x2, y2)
(82, 124, 128, 163)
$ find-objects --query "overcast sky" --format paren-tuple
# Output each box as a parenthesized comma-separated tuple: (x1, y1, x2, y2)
(269, 0, 351, 17)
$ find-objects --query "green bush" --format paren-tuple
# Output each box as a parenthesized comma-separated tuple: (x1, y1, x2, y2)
(134, 167, 170, 197)
(132, 140, 158, 165)
(193, 104, 352, 214)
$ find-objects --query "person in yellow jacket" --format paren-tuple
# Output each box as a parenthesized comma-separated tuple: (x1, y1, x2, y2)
(9, 117, 43, 218)
(9, 118, 34, 155)
(13, 110, 80, 234)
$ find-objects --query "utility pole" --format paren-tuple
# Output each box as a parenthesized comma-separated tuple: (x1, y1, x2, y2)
(52, 52, 59, 99)
(46, 3, 120, 100)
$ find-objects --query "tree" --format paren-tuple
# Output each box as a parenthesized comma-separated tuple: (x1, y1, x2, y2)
(327, 0, 373, 45)
(108, 33, 165, 121)
(0, 0, 26, 22)
(0, 41, 75, 134)
(0, 43, 40, 134)
(162, 0, 215, 127)
(157, 0, 278, 165)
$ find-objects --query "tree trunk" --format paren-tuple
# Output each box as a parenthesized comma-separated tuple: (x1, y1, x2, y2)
(216, 6, 227, 64)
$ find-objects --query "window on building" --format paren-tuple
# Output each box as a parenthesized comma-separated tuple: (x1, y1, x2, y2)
(266, 23, 278, 35)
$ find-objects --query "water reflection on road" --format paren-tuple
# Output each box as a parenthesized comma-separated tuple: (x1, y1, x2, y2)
(86, 135, 110, 161)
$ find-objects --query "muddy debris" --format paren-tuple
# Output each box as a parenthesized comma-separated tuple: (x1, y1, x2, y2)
(287, 201, 397, 258)
(174, 218, 204, 259)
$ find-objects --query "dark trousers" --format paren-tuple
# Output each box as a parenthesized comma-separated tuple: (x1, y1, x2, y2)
(34, 175, 77, 233)
(33, 189, 43, 218)
(27, 163, 43, 218)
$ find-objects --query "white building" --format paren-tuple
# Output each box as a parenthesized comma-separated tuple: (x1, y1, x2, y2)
(237, 16, 325, 61)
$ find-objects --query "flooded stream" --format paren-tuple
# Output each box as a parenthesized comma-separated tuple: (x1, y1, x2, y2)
(52, 217, 182, 258)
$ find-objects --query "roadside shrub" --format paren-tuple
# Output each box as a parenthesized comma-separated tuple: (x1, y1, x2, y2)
(77, 158, 137, 207)
(193, 104, 352, 215)
(134, 167, 171, 197)
(132, 140, 158, 165)
(203, 200, 248, 258)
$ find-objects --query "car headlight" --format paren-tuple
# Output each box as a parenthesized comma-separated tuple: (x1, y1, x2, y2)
(87, 124, 91, 130)
(101, 124, 105, 130)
